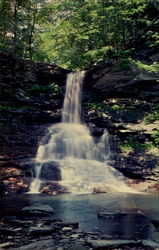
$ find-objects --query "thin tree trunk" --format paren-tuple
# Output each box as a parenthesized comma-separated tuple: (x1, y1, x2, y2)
(13, 0, 18, 53)
(28, 11, 37, 60)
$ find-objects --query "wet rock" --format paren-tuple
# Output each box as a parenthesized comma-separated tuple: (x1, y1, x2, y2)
(88, 124, 105, 137)
(18, 239, 55, 250)
(87, 111, 110, 128)
(68, 243, 87, 250)
(70, 234, 79, 239)
(28, 226, 53, 236)
(142, 239, 159, 249)
(151, 232, 159, 242)
(85, 61, 159, 100)
(97, 211, 147, 221)
(0, 242, 14, 248)
(55, 222, 79, 229)
(62, 227, 73, 232)
(87, 239, 141, 249)
(9, 220, 33, 227)
(40, 182, 68, 194)
(151, 219, 159, 230)
(40, 161, 61, 181)
(3, 216, 17, 221)
(21, 204, 54, 216)
(0, 228, 16, 236)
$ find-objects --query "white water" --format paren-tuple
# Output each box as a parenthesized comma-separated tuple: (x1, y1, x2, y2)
(29, 71, 135, 194)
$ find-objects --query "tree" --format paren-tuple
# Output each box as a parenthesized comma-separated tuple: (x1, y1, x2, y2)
(0, 0, 158, 69)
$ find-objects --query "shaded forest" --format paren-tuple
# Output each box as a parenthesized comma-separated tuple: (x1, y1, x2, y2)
(0, 0, 159, 70)
(0, 0, 159, 194)
(0, 1, 159, 250)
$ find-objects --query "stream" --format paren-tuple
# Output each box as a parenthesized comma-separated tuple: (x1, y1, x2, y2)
(1, 192, 159, 240)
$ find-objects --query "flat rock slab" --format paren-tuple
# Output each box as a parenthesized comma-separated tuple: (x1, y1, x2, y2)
(21, 204, 54, 216)
(28, 226, 53, 235)
(142, 239, 159, 249)
(0, 228, 16, 236)
(87, 239, 141, 249)
(9, 220, 33, 227)
(55, 222, 79, 228)
(151, 219, 159, 230)
(68, 243, 87, 250)
(97, 211, 149, 225)
(0, 242, 14, 249)
(18, 239, 55, 250)
(97, 211, 146, 218)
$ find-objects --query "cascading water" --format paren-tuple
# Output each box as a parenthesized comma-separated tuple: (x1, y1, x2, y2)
(29, 71, 135, 194)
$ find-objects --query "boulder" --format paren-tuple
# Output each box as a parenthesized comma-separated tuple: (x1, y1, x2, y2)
(151, 219, 159, 230)
(84, 61, 159, 100)
(40, 161, 61, 181)
(142, 239, 159, 249)
(97, 211, 149, 225)
(18, 239, 55, 250)
(68, 243, 87, 250)
(9, 220, 33, 227)
(28, 226, 53, 236)
(21, 204, 54, 216)
(55, 222, 79, 229)
(40, 182, 68, 194)
(0, 242, 14, 248)
(87, 239, 141, 249)
(0, 228, 16, 236)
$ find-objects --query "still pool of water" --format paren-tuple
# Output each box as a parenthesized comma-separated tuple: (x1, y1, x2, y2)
(0, 192, 159, 239)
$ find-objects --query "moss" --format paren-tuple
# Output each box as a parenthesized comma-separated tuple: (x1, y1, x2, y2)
(26, 83, 62, 96)
(0, 104, 29, 111)
(133, 60, 159, 74)
(111, 104, 120, 111)
(115, 59, 132, 71)
(50, 83, 62, 96)
(88, 102, 140, 113)
(115, 58, 159, 74)
(144, 105, 159, 124)
(151, 130, 159, 148)
(119, 136, 153, 152)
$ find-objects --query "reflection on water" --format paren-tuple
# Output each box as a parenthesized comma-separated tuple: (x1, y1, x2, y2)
(0, 193, 159, 239)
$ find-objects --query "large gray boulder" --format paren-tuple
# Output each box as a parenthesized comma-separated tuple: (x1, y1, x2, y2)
(40, 161, 61, 181)
(21, 204, 54, 215)
(87, 239, 140, 249)
(19, 239, 55, 250)
(28, 226, 53, 236)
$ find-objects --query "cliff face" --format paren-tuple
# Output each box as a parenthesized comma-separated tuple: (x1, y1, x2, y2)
(0, 52, 69, 195)
(84, 60, 159, 101)
(0, 52, 159, 195)
(83, 58, 159, 191)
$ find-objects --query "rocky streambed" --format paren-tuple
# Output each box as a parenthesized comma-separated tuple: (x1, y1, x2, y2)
(0, 193, 159, 250)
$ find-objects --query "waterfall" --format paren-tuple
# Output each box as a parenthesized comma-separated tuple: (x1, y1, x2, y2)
(62, 71, 84, 124)
(29, 71, 135, 194)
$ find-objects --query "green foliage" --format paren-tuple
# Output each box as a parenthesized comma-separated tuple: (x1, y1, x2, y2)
(111, 105, 120, 111)
(115, 49, 134, 59)
(0, 0, 158, 69)
(116, 59, 132, 71)
(0, 0, 46, 59)
(88, 102, 111, 113)
(151, 130, 159, 148)
(84, 46, 114, 66)
(26, 83, 62, 96)
(144, 105, 159, 124)
(50, 83, 62, 96)
(133, 60, 159, 74)
(0, 104, 29, 111)
(0, 104, 12, 111)
(119, 136, 153, 152)
(88, 102, 126, 113)
(26, 84, 43, 94)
